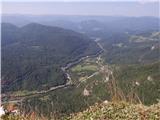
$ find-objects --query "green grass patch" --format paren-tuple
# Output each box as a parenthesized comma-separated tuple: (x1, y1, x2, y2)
(71, 65, 98, 72)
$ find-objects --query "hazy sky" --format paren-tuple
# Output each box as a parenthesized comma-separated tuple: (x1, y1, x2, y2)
(2, 0, 159, 17)
(2, 0, 159, 2)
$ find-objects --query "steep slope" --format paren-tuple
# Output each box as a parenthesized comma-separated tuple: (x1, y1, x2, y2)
(1, 23, 101, 92)
(114, 62, 160, 105)
(1, 23, 20, 46)
(66, 101, 160, 120)
(100, 31, 160, 64)
(2, 101, 160, 120)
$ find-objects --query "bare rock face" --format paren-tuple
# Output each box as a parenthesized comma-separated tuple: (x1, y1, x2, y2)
(135, 81, 140, 86)
(147, 76, 153, 81)
(0, 106, 5, 117)
(83, 88, 90, 96)
(151, 46, 155, 50)
(104, 76, 109, 83)
(103, 100, 109, 104)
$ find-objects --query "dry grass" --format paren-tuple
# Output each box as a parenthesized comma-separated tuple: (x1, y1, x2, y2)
(65, 101, 160, 120)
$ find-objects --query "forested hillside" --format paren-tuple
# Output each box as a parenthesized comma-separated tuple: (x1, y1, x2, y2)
(100, 31, 160, 64)
(1, 17, 159, 120)
(1, 23, 101, 92)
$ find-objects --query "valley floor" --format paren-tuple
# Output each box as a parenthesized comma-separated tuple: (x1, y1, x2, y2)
(2, 41, 160, 119)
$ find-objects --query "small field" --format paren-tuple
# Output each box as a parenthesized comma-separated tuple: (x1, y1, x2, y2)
(69, 56, 104, 84)
(71, 64, 98, 72)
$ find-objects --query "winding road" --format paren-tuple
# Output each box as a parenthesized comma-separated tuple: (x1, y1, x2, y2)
(2, 39, 105, 104)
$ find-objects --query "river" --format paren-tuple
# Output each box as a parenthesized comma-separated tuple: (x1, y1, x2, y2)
(2, 40, 104, 104)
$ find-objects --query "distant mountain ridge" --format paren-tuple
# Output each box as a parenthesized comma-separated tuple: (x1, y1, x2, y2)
(2, 15, 159, 35)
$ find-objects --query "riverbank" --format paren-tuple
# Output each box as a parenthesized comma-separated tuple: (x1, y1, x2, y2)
(2, 41, 104, 104)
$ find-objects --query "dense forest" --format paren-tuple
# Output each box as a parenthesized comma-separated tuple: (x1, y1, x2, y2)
(2, 31, 158, 119)
(1, 15, 160, 119)
(1, 23, 101, 92)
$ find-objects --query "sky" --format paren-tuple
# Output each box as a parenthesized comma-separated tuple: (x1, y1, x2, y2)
(1, 0, 159, 2)
(1, 0, 159, 17)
